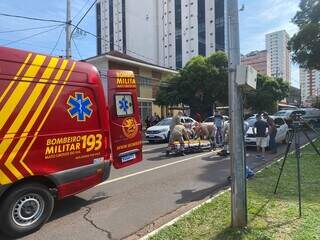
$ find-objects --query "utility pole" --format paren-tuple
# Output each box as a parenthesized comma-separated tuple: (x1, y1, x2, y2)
(66, 0, 72, 59)
(227, 0, 247, 227)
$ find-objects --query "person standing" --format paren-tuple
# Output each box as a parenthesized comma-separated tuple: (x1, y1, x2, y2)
(214, 111, 224, 146)
(263, 112, 277, 154)
(166, 123, 190, 156)
(253, 114, 269, 160)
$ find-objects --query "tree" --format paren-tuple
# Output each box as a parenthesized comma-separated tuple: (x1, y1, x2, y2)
(155, 52, 228, 117)
(245, 74, 289, 113)
(288, 0, 320, 70)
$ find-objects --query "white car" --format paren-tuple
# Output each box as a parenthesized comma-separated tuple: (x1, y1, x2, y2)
(145, 117, 197, 143)
(245, 116, 290, 147)
(202, 115, 229, 126)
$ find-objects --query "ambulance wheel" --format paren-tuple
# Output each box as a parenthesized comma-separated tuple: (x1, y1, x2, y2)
(0, 182, 54, 238)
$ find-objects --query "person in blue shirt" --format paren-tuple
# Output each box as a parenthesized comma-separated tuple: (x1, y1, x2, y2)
(214, 111, 224, 146)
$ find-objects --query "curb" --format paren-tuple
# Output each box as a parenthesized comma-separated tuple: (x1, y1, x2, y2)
(140, 137, 318, 240)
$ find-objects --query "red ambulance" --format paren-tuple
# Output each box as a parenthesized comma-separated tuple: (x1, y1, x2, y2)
(0, 47, 142, 237)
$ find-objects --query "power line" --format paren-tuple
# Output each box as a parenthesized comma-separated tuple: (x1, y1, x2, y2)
(71, 0, 97, 37)
(72, 38, 83, 59)
(50, 27, 65, 55)
(0, 24, 63, 34)
(3, 24, 64, 47)
(72, 0, 92, 20)
(0, 13, 66, 24)
(74, 25, 157, 63)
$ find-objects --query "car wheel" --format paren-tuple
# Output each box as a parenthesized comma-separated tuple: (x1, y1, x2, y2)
(0, 182, 54, 238)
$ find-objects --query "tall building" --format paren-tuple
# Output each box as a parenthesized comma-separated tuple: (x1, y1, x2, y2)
(96, 0, 227, 69)
(300, 68, 320, 105)
(241, 50, 271, 76)
(266, 30, 291, 83)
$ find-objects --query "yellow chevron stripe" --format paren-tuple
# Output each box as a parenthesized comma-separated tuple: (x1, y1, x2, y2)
(20, 61, 76, 175)
(4, 58, 60, 179)
(0, 53, 32, 104)
(0, 170, 11, 185)
(0, 55, 45, 185)
(0, 55, 46, 131)
(18, 59, 68, 175)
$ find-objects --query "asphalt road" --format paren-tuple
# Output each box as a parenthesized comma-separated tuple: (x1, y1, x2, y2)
(2, 133, 317, 240)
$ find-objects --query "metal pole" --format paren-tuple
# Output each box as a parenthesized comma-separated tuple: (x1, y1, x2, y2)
(66, 0, 72, 59)
(294, 126, 302, 217)
(227, 0, 247, 227)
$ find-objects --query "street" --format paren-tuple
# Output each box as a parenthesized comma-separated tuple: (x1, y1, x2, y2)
(0, 132, 313, 240)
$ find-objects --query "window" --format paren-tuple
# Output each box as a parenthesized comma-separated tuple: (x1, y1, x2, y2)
(115, 94, 134, 117)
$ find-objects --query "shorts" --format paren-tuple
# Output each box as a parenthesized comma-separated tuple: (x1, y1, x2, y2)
(256, 137, 268, 148)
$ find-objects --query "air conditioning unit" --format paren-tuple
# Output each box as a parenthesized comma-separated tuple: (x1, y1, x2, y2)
(236, 65, 257, 90)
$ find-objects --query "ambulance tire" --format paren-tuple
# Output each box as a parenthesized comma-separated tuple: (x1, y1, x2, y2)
(0, 182, 54, 238)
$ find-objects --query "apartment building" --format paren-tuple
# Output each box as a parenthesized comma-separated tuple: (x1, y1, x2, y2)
(96, 0, 227, 69)
(300, 68, 320, 105)
(266, 30, 291, 83)
(241, 50, 271, 76)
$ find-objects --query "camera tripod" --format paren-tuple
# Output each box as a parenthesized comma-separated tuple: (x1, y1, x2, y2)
(274, 116, 320, 217)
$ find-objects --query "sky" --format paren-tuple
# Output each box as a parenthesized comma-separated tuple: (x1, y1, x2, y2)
(0, 0, 300, 87)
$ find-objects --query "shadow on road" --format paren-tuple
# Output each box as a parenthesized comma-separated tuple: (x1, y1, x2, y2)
(51, 191, 110, 221)
(0, 192, 110, 240)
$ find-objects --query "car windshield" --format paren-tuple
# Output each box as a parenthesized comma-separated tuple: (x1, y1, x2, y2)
(156, 118, 172, 126)
(246, 118, 256, 127)
(204, 117, 214, 122)
(274, 111, 291, 116)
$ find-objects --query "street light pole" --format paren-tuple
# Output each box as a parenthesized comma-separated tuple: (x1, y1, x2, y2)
(66, 0, 72, 59)
(227, 0, 247, 227)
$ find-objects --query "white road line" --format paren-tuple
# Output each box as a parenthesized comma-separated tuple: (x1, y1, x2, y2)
(142, 146, 166, 153)
(97, 152, 213, 186)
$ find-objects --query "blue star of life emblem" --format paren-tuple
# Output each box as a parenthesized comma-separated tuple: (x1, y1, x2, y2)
(67, 92, 93, 122)
(119, 97, 129, 114)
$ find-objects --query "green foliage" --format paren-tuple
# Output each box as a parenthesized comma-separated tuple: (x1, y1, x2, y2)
(288, 0, 320, 70)
(245, 74, 289, 114)
(155, 52, 228, 117)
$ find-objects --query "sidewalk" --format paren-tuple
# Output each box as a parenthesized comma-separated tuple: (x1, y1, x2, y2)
(148, 141, 320, 240)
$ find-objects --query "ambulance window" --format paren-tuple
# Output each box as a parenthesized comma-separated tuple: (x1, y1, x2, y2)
(115, 94, 134, 117)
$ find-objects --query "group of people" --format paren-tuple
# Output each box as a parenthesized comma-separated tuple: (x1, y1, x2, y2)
(145, 113, 161, 128)
(165, 111, 278, 179)
(253, 112, 278, 160)
(166, 111, 227, 156)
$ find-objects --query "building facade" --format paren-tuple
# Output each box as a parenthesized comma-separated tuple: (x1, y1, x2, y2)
(266, 30, 291, 84)
(85, 52, 178, 124)
(241, 50, 271, 76)
(300, 68, 320, 106)
(96, 0, 227, 69)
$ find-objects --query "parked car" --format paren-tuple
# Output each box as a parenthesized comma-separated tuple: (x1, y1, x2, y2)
(145, 117, 197, 143)
(245, 116, 290, 147)
(299, 108, 320, 126)
(202, 115, 229, 126)
(274, 109, 305, 121)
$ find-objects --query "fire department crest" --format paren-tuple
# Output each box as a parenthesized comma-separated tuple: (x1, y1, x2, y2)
(67, 92, 93, 122)
(122, 117, 138, 139)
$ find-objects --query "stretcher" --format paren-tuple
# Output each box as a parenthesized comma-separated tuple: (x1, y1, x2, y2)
(167, 139, 212, 156)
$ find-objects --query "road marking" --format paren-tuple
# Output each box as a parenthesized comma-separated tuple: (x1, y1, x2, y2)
(98, 152, 213, 186)
(142, 146, 166, 153)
